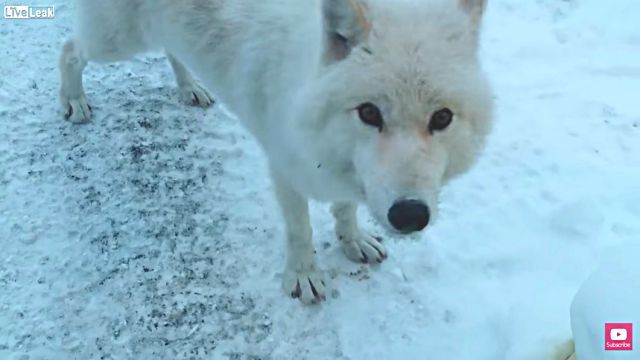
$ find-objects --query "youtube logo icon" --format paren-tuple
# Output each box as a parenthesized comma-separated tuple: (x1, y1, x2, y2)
(605, 323, 633, 351)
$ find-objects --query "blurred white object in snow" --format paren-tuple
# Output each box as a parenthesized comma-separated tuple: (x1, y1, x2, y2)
(570, 244, 640, 359)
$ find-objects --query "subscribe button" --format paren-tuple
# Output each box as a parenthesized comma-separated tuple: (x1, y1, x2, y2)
(605, 323, 633, 351)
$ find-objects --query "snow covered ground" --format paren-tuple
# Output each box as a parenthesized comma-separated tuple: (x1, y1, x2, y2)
(1, 0, 638, 359)
(570, 244, 640, 359)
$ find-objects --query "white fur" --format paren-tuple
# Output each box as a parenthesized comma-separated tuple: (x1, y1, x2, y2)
(59, 0, 493, 303)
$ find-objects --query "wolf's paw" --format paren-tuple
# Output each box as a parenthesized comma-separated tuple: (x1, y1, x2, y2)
(282, 266, 326, 304)
(61, 94, 91, 123)
(178, 82, 213, 107)
(339, 233, 387, 264)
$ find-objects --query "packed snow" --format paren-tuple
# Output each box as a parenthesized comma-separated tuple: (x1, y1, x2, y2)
(571, 244, 640, 360)
(1, 0, 638, 359)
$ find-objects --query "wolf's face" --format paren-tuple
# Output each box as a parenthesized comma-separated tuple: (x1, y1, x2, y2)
(317, 0, 493, 233)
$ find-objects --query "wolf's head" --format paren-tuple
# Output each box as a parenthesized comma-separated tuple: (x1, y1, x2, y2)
(312, 0, 493, 233)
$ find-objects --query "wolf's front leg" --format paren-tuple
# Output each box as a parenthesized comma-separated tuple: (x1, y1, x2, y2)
(331, 202, 387, 264)
(272, 173, 326, 304)
(166, 53, 213, 107)
(59, 39, 91, 122)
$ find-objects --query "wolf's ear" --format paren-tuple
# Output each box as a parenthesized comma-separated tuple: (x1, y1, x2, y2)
(322, 0, 371, 62)
(458, 0, 487, 31)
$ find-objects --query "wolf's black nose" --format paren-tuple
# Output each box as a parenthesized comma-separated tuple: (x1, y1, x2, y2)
(387, 199, 430, 233)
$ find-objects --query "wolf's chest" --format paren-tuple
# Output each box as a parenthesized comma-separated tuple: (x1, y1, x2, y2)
(272, 153, 364, 202)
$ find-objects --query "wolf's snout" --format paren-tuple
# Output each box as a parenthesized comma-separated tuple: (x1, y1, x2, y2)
(387, 199, 430, 233)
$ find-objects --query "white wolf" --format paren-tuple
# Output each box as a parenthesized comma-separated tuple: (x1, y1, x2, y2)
(59, 0, 493, 304)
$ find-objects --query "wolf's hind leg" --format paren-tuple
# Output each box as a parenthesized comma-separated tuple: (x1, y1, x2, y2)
(59, 38, 91, 122)
(272, 172, 326, 304)
(331, 202, 387, 264)
(166, 53, 213, 107)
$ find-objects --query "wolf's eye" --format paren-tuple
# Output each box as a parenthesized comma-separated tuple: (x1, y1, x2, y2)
(357, 102, 384, 132)
(429, 108, 453, 133)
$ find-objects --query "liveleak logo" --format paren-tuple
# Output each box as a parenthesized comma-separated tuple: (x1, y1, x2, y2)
(605, 323, 633, 351)
(4, 5, 54, 19)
